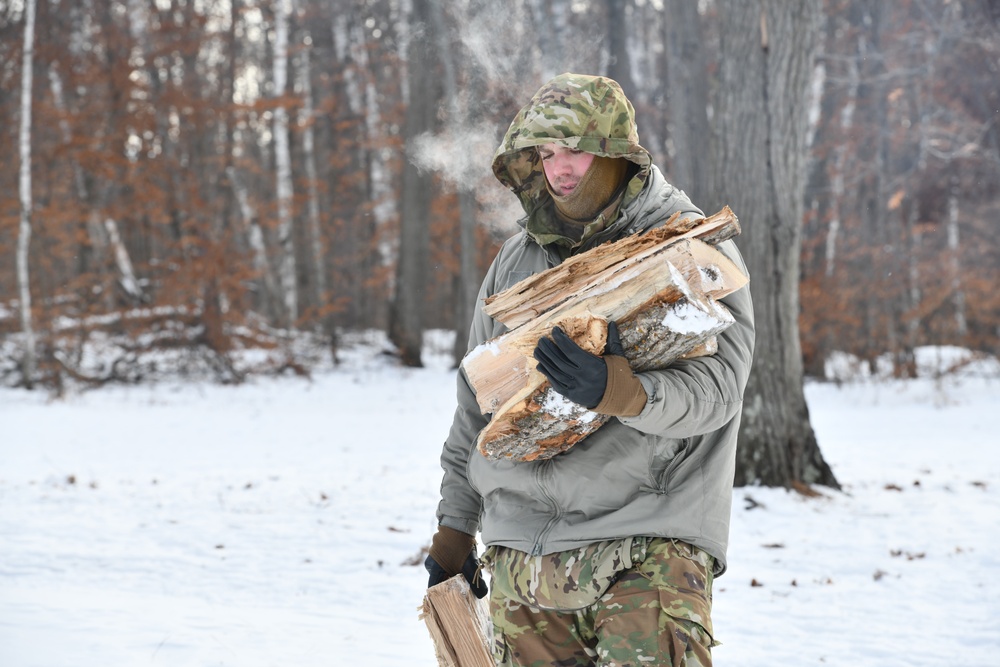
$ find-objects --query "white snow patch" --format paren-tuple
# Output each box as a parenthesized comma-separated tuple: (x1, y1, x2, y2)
(662, 300, 715, 335)
(540, 389, 598, 423)
(463, 338, 504, 364)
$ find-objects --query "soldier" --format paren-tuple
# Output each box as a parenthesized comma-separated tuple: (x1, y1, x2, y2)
(425, 72, 755, 666)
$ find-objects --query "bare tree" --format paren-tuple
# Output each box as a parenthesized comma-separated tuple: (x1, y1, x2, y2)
(528, 0, 570, 79)
(17, 0, 38, 388)
(272, 0, 298, 327)
(662, 0, 711, 202)
(389, 0, 438, 366)
(295, 19, 330, 332)
(1, 1, 995, 387)
(606, 0, 636, 99)
(48, 66, 143, 303)
(425, 0, 488, 367)
(709, 0, 839, 489)
(332, 5, 397, 330)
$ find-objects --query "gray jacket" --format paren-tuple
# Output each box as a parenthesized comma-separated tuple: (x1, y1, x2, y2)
(436, 165, 755, 575)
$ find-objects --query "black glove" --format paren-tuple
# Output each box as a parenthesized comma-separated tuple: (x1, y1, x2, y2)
(533, 322, 626, 409)
(604, 320, 627, 357)
(425, 551, 488, 599)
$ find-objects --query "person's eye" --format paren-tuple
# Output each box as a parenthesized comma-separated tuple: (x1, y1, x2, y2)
(539, 153, 552, 161)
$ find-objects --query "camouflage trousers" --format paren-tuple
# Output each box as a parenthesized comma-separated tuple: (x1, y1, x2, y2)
(488, 538, 716, 667)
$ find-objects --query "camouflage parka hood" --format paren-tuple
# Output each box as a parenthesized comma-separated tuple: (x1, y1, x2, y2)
(492, 73, 653, 250)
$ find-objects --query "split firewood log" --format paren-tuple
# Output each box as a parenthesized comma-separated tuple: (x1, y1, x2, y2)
(461, 207, 748, 462)
(420, 575, 494, 667)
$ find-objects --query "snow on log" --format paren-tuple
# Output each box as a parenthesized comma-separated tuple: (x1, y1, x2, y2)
(420, 574, 494, 667)
(462, 207, 747, 462)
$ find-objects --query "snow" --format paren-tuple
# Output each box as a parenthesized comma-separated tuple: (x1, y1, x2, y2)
(2, 335, 999, 667)
(540, 388, 598, 423)
(661, 299, 718, 334)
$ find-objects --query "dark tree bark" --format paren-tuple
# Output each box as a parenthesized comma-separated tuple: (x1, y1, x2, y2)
(709, 0, 839, 489)
(851, 0, 890, 372)
(662, 0, 711, 202)
(606, 0, 636, 99)
(389, 0, 438, 367)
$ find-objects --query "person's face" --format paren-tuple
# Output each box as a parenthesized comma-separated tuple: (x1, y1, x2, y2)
(538, 144, 595, 196)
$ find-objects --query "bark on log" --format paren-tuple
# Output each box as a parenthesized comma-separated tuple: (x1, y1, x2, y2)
(462, 207, 747, 462)
(420, 575, 494, 667)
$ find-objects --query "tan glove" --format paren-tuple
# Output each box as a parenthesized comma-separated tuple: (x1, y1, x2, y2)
(428, 525, 476, 577)
(425, 525, 487, 598)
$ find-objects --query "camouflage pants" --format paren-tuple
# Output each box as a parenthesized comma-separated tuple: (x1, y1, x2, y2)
(489, 539, 716, 667)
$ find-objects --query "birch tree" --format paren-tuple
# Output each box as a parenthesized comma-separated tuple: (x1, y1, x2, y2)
(228, 165, 279, 314)
(17, 0, 38, 388)
(272, 0, 297, 327)
(947, 176, 967, 337)
(48, 66, 143, 303)
(709, 0, 838, 489)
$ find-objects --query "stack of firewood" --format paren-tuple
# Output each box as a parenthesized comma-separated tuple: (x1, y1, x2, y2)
(461, 207, 747, 462)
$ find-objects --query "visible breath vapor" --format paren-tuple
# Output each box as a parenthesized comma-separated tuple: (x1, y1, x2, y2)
(409, 124, 522, 234)
(453, 3, 536, 98)
(404, 3, 539, 234)
(405, 2, 605, 234)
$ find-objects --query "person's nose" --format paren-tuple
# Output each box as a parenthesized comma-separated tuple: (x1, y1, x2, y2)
(552, 154, 572, 177)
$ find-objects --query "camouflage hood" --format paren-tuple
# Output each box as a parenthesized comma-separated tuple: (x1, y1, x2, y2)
(492, 73, 653, 244)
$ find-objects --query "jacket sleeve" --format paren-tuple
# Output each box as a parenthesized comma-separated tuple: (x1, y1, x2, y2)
(434, 245, 510, 536)
(618, 239, 755, 437)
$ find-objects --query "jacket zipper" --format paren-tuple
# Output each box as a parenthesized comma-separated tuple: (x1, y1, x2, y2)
(531, 460, 561, 556)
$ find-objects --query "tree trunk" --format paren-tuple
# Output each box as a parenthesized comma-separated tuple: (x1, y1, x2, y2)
(17, 0, 38, 389)
(428, 0, 488, 367)
(390, 0, 437, 367)
(297, 26, 330, 331)
(48, 66, 144, 303)
(529, 0, 570, 80)
(606, 0, 636, 99)
(272, 0, 298, 327)
(947, 175, 967, 338)
(228, 165, 280, 315)
(852, 0, 888, 372)
(709, 0, 839, 489)
(662, 0, 711, 201)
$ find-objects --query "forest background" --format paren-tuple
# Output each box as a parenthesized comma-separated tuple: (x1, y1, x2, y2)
(1, 0, 997, 392)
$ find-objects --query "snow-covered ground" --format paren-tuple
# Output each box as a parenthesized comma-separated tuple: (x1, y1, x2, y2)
(2, 334, 998, 666)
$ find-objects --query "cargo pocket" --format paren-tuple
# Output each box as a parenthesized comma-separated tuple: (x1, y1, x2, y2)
(639, 539, 718, 655)
(657, 602, 715, 667)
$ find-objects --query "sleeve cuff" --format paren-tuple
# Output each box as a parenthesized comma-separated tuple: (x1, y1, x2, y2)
(594, 355, 647, 417)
